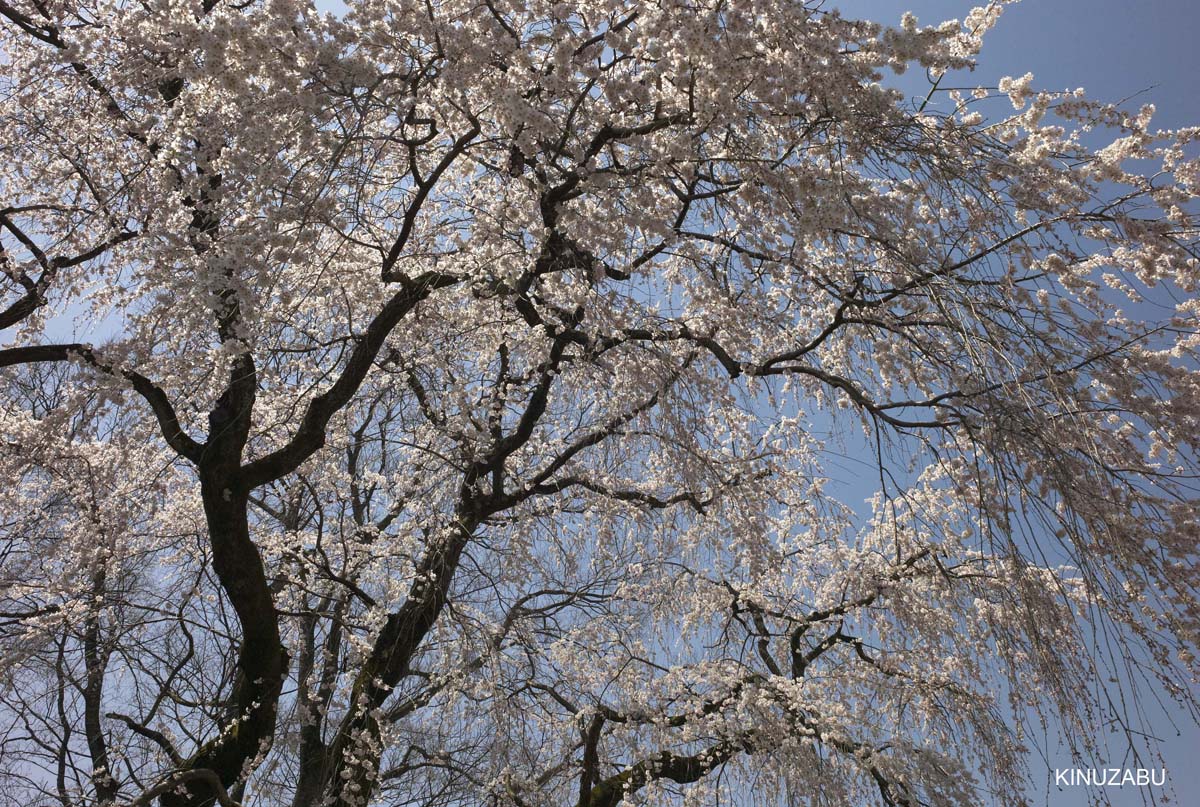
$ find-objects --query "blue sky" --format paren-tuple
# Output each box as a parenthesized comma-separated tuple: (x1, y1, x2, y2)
(838, 0, 1199, 131)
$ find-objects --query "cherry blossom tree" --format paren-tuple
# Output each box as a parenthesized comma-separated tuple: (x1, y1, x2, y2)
(1, 0, 1198, 806)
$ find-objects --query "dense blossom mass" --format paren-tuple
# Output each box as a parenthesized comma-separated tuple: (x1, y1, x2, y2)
(0, 0, 1198, 805)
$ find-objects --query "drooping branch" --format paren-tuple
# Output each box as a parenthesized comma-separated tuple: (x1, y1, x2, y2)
(0, 343, 203, 461)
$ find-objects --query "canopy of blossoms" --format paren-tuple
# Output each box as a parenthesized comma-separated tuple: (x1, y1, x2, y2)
(0, 1, 1197, 806)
